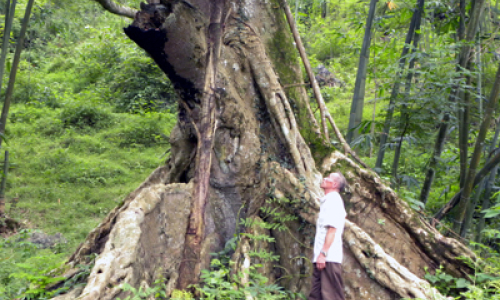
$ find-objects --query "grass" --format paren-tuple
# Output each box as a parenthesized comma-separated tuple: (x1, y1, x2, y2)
(5, 103, 175, 245)
(1, 101, 176, 298)
(0, 3, 176, 296)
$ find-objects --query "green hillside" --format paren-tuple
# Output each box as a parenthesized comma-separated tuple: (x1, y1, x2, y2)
(0, 1, 177, 297)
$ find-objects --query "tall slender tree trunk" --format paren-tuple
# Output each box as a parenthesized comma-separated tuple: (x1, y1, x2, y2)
(346, 0, 378, 144)
(0, 0, 35, 147)
(420, 0, 486, 205)
(0, 151, 9, 215)
(457, 0, 470, 188)
(458, 73, 472, 189)
(0, 0, 16, 95)
(420, 113, 449, 205)
(455, 63, 500, 236)
(0, 0, 14, 218)
(476, 120, 500, 242)
(321, 0, 328, 18)
(435, 146, 500, 220)
(375, 0, 424, 171)
(391, 4, 423, 185)
(477, 41, 482, 120)
(369, 76, 379, 158)
(391, 123, 408, 189)
(460, 75, 489, 237)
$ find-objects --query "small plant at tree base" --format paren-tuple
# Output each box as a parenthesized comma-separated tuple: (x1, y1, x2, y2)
(194, 198, 306, 300)
(116, 278, 167, 300)
(170, 289, 194, 299)
(425, 256, 500, 300)
(9, 254, 67, 300)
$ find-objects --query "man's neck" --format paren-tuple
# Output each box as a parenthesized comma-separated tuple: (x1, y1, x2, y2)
(323, 188, 339, 195)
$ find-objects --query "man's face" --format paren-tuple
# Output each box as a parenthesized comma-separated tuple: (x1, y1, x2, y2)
(320, 174, 338, 190)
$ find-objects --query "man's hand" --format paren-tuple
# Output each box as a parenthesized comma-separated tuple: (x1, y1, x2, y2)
(316, 253, 326, 270)
(316, 227, 336, 270)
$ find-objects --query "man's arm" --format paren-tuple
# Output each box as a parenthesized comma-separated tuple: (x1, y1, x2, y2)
(316, 226, 336, 270)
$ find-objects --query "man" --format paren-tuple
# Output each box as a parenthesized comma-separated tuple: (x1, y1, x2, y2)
(309, 172, 347, 300)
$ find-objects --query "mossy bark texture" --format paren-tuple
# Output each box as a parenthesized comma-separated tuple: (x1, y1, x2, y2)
(52, 1, 474, 299)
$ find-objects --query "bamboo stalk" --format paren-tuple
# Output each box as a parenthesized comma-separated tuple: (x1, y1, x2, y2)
(0, 151, 8, 215)
(0, 0, 35, 147)
(0, 0, 17, 95)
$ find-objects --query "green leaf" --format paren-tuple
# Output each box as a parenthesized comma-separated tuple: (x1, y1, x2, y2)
(482, 208, 500, 219)
(455, 278, 469, 288)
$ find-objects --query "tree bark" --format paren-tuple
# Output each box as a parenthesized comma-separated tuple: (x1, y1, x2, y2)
(463, 119, 500, 239)
(476, 159, 499, 243)
(454, 62, 500, 236)
(0, 151, 9, 215)
(0, 0, 17, 96)
(391, 123, 408, 189)
(0, 0, 34, 147)
(346, 0, 378, 144)
(283, 0, 325, 139)
(48, 1, 476, 299)
(375, 0, 424, 171)
(391, 3, 423, 187)
(458, 62, 472, 189)
(420, 0, 486, 205)
(420, 116, 449, 205)
(435, 146, 500, 220)
(93, 0, 136, 18)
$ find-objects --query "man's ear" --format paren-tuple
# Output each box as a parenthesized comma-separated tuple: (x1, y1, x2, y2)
(330, 175, 339, 189)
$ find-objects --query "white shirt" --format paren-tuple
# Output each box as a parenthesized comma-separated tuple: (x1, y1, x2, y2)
(313, 191, 346, 263)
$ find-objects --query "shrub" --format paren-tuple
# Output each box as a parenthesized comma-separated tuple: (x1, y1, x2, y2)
(117, 113, 173, 147)
(11, 68, 59, 106)
(109, 56, 177, 113)
(60, 105, 113, 130)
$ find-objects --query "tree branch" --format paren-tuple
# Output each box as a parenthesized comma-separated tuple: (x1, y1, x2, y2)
(93, 0, 137, 19)
(327, 114, 370, 169)
(282, 0, 329, 140)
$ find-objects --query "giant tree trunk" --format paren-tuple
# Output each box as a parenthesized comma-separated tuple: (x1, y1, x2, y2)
(51, 1, 476, 299)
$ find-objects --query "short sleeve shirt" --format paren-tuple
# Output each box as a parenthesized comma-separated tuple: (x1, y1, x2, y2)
(313, 192, 346, 263)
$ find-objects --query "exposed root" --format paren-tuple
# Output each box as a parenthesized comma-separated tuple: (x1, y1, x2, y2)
(74, 183, 192, 300)
(268, 162, 319, 224)
(68, 165, 171, 265)
(0, 214, 21, 237)
(345, 220, 451, 300)
(224, 18, 322, 199)
(240, 238, 254, 300)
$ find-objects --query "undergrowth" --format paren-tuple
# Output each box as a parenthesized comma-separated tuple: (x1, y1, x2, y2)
(0, 1, 176, 298)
